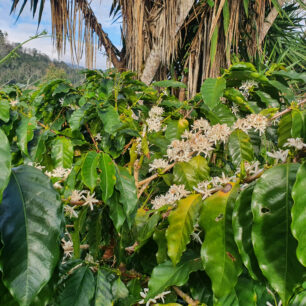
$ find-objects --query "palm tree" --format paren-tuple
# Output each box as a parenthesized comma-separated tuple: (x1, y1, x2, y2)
(11, 0, 301, 96)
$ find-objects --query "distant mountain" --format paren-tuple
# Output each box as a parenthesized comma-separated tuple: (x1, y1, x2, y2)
(0, 30, 83, 86)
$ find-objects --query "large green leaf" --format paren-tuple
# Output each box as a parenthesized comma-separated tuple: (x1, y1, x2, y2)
(59, 266, 95, 306)
(99, 152, 116, 202)
(153, 229, 168, 264)
(278, 113, 292, 147)
(153, 80, 187, 88)
(166, 195, 202, 265)
(173, 156, 210, 191)
(229, 129, 254, 167)
(94, 269, 113, 306)
(30, 131, 49, 163)
(115, 166, 138, 226)
(0, 166, 62, 305)
(199, 183, 242, 298)
(98, 105, 122, 134)
(232, 183, 263, 281)
(0, 99, 10, 122)
(255, 91, 279, 108)
(201, 78, 226, 109)
(0, 129, 11, 202)
(251, 164, 305, 305)
(165, 119, 189, 142)
(112, 277, 129, 300)
(51, 136, 74, 168)
(291, 162, 306, 267)
(107, 190, 126, 232)
(69, 106, 87, 131)
(87, 210, 103, 260)
(16, 116, 37, 155)
(291, 110, 303, 139)
(146, 251, 203, 300)
(81, 151, 99, 192)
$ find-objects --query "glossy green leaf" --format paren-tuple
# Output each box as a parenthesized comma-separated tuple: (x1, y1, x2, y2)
(255, 91, 279, 108)
(165, 119, 189, 142)
(291, 110, 303, 138)
(146, 251, 203, 300)
(290, 290, 306, 306)
(291, 162, 306, 267)
(107, 190, 126, 232)
(166, 195, 202, 265)
(272, 70, 306, 83)
(94, 269, 113, 306)
(233, 184, 263, 281)
(30, 131, 49, 163)
(153, 80, 187, 88)
(173, 156, 210, 191)
(0, 129, 11, 202)
(51, 136, 74, 168)
(112, 277, 129, 300)
(199, 183, 242, 298)
(99, 152, 116, 202)
(81, 151, 99, 192)
(251, 164, 305, 305)
(69, 106, 86, 131)
(16, 116, 37, 155)
(88, 210, 103, 260)
(98, 105, 122, 134)
(0, 99, 10, 122)
(153, 229, 168, 264)
(278, 113, 292, 147)
(243, 0, 249, 16)
(115, 166, 138, 225)
(201, 77, 226, 109)
(0, 166, 62, 306)
(59, 266, 95, 306)
(229, 129, 254, 167)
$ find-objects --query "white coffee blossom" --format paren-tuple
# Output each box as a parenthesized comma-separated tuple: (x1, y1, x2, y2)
(188, 134, 214, 158)
(212, 172, 236, 186)
(47, 167, 71, 179)
(167, 139, 192, 162)
(231, 105, 239, 116)
(239, 80, 258, 99)
(193, 181, 214, 200)
(267, 149, 289, 163)
(192, 118, 211, 132)
(10, 100, 19, 107)
(284, 138, 306, 150)
(244, 161, 262, 175)
(131, 111, 139, 120)
(64, 205, 78, 218)
(233, 118, 251, 133)
(53, 181, 63, 189)
(139, 288, 171, 306)
(70, 190, 86, 203)
(246, 114, 268, 135)
(61, 238, 73, 258)
(149, 106, 164, 117)
(95, 133, 102, 141)
(135, 137, 142, 155)
(206, 124, 231, 144)
(82, 191, 99, 210)
(149, 158, 169, 172)
(59, 98, 65, 106)
(146, 106, 164, 133)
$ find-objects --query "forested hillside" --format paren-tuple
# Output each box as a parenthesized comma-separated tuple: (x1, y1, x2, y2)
(0, 30, 82, 85)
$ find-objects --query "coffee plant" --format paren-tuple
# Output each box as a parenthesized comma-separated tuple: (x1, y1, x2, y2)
(0, 63, 305, 306)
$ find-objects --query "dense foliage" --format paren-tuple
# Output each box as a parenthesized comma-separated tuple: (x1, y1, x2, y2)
(0, 63, 305, 306)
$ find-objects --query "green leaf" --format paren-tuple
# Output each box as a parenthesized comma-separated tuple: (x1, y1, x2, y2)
(51, 136, 74, 168)
(229, 129, 254, 167)
(290, 290, 306, 306)
(0, 129, 11, 202)
(30, 131, 49, 163)
(112, 277, 129, 300)
(272, 70, 306, 83)
(115, 166, 138, 226)
(201, 78, 226, 109)
(199, 183, 242, 298)
(81, 151, 99, 192)
(16, 116, 37, 155)
(232, 184, 264, 281)
(268, 80, 295, 102)
(88, 210, 103, 260)
(210, 25, 219, 67)
(291, 110, 303, 138)
(0, 166, 62, 306)
(166, 195, 202, 265)
(59, 267, 95, 306)
(255, 91, 279, 108)
(153, 229, 168, 264)
(99, 152, 116, 202)
(98, 105, 122, 134)
(278, 113, 292, 147)
(243, 0, 249, 16)
(146, 251, 203, 300)
(291, 162, 306, 267)
(165, 119, 189, 142)
(107, 191, 126, 232)
(153, 80, 187, 88)
(0, 99, 10, 122)
(69, 106, 87, 131)
(173, 156, 210, 191)
(94, 269, 113, 306)
(251, 164, 305, 305)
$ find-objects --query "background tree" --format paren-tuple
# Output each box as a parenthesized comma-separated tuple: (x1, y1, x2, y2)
(11, 0, 305, 96)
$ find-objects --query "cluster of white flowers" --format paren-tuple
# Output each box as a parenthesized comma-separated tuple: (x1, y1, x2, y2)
(236, 161, 262, 176)
(239, 80, 258, 99)
(10, 100, 19, 107)
(146, 106, 164, 133)
(167, 139, 193, 162)
(64, 205, 78, 218)
(27, 161, 45, 171)
(149, 158, 169, 172)
(206, 124, 231, 144)
(45, 166, 71, 179)
(139, 288, 171, 305)
(267, 149, 289, 163)
(151, 184, 190, 209)
(193, 173, 235, 200)
(284, 138, 306, 150)
(233, 114, 268, 135)
(61, 237, 73, 258)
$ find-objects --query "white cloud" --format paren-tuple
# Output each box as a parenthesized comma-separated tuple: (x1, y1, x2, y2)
(0, 0, 122, 69)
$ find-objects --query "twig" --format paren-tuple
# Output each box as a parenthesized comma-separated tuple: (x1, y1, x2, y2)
(121, 138, 134, 155)
(173, 286, 200, 306)
(270, 99, 306, 121)
(65, 200, 103, 206)
(85, 123, 100, 153)
(134, 160, 140, 186)
(137, 180, 151, 199)
(37, 121, 57, 134)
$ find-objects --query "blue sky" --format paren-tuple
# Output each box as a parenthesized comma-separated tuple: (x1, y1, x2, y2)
(0, 0, 122, 68)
